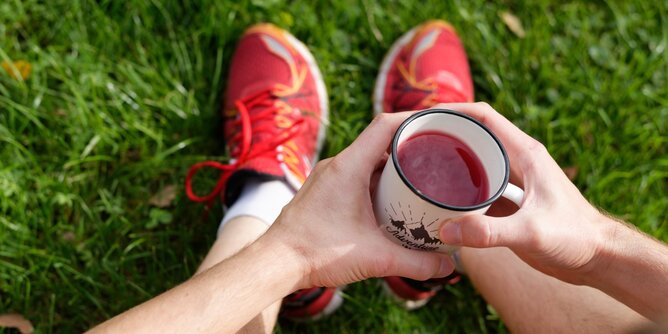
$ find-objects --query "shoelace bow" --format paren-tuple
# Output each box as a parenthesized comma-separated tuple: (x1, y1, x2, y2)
(185, 88, 304, 207)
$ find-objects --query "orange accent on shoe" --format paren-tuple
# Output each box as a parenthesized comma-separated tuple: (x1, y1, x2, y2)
(185, 88, 305, 204)
(374, 20, 473, 114)
(185, 23, 326, 207)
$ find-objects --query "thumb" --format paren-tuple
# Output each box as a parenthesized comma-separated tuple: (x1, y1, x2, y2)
(387, 247, 455, 281)
(439, 215, 523, 248)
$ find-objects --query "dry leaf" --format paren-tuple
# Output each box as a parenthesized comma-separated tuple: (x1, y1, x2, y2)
(1, 60, 32, 80)
(500, 11, 526, 38)
(563, 166, 579, 181)
(149, 185, 177, 208)
(62, 231, 76, 241)
(0, 313, 34, 334)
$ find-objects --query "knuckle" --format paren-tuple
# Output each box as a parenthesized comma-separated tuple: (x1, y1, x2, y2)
(483, 222, 497, 247)
(312, 158, 330, 173)
(527, 139, 547, 154)
(461, 219, 494, 247)
(327, 156, 347, 174)
(372, 112, 390, 126)
(277, 204, 294, 223)
(475, 101, 493, 111)
(318, 157, 334, 166)
(521, 155, 540, 173)
(472, 222, 497, 248)
(312, 158, 337, 177)
(521, 139, 548, 171)
(525, 218, 547, 251)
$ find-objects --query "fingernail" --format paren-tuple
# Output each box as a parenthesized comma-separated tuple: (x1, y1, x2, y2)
(440, 222, 462, 245)
(438, 257, 455, 277)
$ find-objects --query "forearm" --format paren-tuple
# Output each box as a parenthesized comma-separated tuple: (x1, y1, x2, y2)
(89, 234, 305, 333)
(586, 215, 668, 320)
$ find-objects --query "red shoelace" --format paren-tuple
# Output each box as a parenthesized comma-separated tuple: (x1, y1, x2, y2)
(185, 88, 304, 206)
(395, 77, 470, 111)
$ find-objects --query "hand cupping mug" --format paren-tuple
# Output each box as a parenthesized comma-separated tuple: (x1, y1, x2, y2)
(373, 109, 524, 254)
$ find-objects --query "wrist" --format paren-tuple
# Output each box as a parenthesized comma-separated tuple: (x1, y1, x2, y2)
(256, 220, 313, 291)
(580, 212, 631, 286)
(576, 212, 668, 319)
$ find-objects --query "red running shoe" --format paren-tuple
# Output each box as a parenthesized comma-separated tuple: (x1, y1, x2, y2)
(373, 20, 473, 115)
(374, 20, 471, 309)
(185, 23, 328, 206)
(184, 23, 339, 320)
(382, 273, 461, 310)
(281, 287, 344, 320)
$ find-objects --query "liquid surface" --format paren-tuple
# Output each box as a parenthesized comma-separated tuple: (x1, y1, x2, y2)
(397, 132, 489, 206)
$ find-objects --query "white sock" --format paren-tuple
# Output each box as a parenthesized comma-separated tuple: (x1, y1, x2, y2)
(219, 179, 295, 236)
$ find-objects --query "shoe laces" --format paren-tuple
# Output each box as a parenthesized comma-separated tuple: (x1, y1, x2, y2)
(397, 62, 470, 108)
(185, 88, 304, 205)
(427, 78, 469, 104)
(406, 76, 469, 108)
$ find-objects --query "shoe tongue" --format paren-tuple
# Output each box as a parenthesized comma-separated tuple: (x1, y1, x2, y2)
(225, 82, 276, 110)
(432, 71, 469, 103)
(434, 70, 464, 92)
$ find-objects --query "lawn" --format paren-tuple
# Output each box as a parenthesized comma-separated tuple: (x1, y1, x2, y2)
(1, 0, 666, 332)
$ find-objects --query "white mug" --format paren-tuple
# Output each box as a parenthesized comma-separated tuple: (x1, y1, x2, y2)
(373, 109, 524, 254)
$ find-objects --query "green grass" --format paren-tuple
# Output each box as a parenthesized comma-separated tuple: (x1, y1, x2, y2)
(1, 0, 666, 332)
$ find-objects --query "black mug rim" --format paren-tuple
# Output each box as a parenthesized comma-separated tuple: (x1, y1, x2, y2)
(391, 109, 511, 212)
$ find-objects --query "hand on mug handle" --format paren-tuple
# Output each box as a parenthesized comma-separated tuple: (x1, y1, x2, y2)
(434, 103, 611, 286)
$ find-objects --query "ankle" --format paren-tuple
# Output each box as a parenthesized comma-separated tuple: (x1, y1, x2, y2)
(219, 179, 295, 235)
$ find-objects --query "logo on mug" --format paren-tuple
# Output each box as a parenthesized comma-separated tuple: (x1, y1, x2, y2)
(382, 201, 442, 251)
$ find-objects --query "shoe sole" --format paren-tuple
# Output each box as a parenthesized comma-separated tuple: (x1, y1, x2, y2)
(380, 279, 434, 310)
(283, 31, 329, 163)
(372, 25, 420, 116)
(310, 287, 344, 320)
(285, 286, 345, 322)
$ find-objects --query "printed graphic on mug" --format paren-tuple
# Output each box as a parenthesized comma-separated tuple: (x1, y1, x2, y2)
(382, 201, 442, 251)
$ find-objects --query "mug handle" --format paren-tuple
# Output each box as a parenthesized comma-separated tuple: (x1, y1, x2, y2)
(501, 183, 524, 206)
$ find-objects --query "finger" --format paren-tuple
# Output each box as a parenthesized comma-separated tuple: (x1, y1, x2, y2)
(374, 151, 390, 172)
(387, 246, 455, 280)
(431, 102, 532, 156)
(439, 214, 525, 249)
(509, 166, 524, 189)
(431, 102, 550, 176)
(337, 111, 415, 177)
(369, 152, 389, 198)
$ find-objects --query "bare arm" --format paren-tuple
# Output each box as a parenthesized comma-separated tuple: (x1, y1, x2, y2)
(89, 111, 454, 333)
(584, 217, 668, 319)
(89, 237, 304, 333)
(435, 102, 668, 320)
